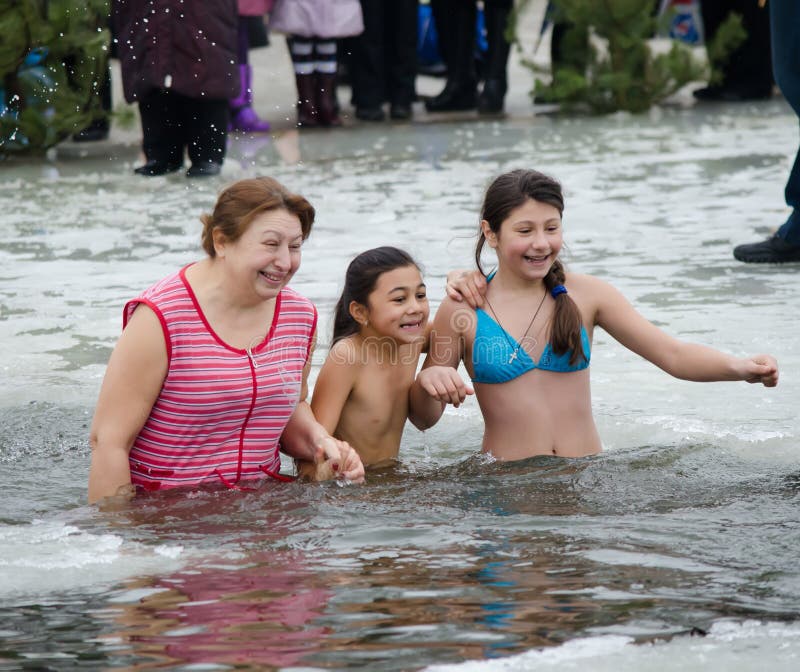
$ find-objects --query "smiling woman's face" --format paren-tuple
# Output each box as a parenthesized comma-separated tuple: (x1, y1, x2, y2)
(216, 208, 304, 301)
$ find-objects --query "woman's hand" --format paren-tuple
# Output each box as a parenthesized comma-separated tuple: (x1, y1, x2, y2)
(741, 354, 779, 387)
(313, 435, 365, 483)
(416, 366, 474, 407)
(445, 269, 486, 308)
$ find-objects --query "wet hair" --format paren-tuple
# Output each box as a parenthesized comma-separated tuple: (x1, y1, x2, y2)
(200, 176, 315, 257)
(332, 246, 420, 344)
(476, 169, 585, 365)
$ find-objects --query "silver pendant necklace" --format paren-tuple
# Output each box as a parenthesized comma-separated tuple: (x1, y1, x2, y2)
(483, 287, 548, 364)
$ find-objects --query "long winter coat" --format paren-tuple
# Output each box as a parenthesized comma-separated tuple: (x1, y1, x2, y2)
(113, 0, 239, 103)
(269, 0, 363, 39)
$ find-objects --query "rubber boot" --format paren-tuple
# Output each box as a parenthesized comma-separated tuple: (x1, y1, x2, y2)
(186, 98, 227, 177)
(425, 0, 477, 112)
(478, 3, 511, 114)
(295, 72, 319, 127)
(230, 64, 271, 133)
(316, 71, 342, 127)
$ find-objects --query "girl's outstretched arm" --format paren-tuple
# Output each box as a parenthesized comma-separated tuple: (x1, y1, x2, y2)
(591, 276, 779, 386)
(409, 297, 471, 429)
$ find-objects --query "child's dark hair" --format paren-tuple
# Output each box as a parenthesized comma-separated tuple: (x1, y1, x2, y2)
(476, 169, 585, 365)
(332, 246, 420, 344)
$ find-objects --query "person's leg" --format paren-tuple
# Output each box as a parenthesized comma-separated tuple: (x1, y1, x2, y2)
(478, 0, 511, 114)
(288, 36, 318, 126)
(314, 38, 342, 126)
(350, 0, 387, 121)
(387, 0, 418, 119)
(733, 0, 800, 261)
(230, 16, 271, 133)
(185, 95, 228, 177)
(134, 88, 183, 176)
(429, 0, 453, 75)
(425, 0, 477, 112)
(771, 0, 800, 244)
(727, 1, 773, 98)
(696, 0, 772, 101)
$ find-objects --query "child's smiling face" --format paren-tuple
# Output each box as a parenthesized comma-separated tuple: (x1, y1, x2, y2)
(484, 198, 563, 282)
(360, 265, 429, 344)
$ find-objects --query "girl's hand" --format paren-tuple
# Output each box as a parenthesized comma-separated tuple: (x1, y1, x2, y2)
(313, 435, 365, 483)
(741, 354, 779, 387)
(445, 270, 486, 308)
(416, 366, 474, 407)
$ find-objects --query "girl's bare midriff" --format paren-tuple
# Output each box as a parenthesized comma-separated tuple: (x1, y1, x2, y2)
(473, 368, 601, 459)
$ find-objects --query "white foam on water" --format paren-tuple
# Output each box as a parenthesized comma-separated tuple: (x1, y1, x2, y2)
(0, 519, 186, 598)
(425, 620, 800, 672)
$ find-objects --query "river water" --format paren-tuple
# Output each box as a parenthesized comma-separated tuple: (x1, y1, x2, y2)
(1, 100, 799, 670)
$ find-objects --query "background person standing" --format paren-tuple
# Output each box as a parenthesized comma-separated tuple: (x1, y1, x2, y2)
(734, 0, 800, 262)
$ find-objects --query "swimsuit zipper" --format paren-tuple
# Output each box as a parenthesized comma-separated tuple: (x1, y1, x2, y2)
(246, 346, 258, 369)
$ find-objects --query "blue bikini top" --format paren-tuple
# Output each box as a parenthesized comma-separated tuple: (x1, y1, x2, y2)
(471, 277, 591, 384)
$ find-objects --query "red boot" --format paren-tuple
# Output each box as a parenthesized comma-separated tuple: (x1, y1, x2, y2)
(295, 73, 318, 127)
(316, 72, 342, 127)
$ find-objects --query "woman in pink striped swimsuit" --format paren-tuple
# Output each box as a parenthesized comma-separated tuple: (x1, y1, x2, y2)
(88, 177, 365, 504)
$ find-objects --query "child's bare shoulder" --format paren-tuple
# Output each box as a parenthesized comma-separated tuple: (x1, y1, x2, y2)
(326, 336, 364, 369)
(564, 272, 611, 294)
(435, 296, 478, 332)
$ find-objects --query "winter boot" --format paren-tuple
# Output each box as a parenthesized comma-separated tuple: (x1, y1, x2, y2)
(478, 3, 511, 115)
(425, 0, 478, 112)
(229, 65, 271, 133)
(316, 72, 342, 127)
(294, 72, 319, 127)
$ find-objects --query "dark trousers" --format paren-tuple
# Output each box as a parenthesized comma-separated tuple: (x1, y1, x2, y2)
(771, 0, 800, 242)
(348, 0, 418, 108)
(701, 0, 772, 94)
(430, 0, 512, 87)
(138, 89, 228, 166)
(431, 0, 476, 89)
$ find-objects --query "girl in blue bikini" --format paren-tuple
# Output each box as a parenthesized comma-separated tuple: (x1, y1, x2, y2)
(410, 169, 779, 460)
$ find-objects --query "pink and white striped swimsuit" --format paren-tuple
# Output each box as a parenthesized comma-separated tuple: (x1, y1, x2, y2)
(124, 266, 317, 491)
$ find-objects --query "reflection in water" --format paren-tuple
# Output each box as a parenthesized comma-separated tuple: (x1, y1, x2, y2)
(104, 553, 331, 670)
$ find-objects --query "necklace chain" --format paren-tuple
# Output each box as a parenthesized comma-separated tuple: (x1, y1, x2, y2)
(484, 288, 548, 364)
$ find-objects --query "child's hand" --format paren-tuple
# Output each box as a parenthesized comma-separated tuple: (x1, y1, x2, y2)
(445, 269, 486, 308)
(742, 354, 779, 387)
(313, 435, 365, 483)
(416, 366, 474, 407)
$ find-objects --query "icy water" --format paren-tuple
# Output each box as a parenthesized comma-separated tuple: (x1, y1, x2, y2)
(1, 101, 799, 670)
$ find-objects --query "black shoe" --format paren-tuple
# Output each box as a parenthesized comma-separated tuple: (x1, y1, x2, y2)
(424, 82, 477, 112)
(72, 119, 110, 142)
(693, 84, 773, 102)
(733, 234, 800, 263)
(186, 162, 222, 178)
(134, 159, 183, 176)
(390, 102, 412, 121)
(477, 80, 507, 115)
(355, 106, 385, 122)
